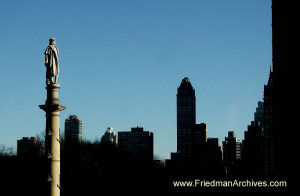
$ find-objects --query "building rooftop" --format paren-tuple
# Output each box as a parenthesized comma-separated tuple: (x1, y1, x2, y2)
(66, 115, 81, 121)
(106, 127, 116, 134)
(178, 77, 194, 91)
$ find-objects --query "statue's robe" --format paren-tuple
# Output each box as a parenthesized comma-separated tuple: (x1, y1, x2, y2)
(45, 45, 59, 80)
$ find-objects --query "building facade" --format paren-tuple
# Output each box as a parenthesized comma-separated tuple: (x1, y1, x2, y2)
(222, 131, 242, 175)
(118, 126, 153, 160)
(64, 115, 83, 144)
(101, 127, 117, 146)
(254, 101, 264, 127)
(194, 123, 207, 145)
(223, 131, 242, 164)
(17, 137, 40, 157)
(175, 77, 196, 158)
(262, 70, 275, 175)
(242, 121, 263, 176)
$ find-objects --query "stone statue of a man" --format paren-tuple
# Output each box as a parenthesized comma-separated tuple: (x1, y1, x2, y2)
(45, 38, 59, 84)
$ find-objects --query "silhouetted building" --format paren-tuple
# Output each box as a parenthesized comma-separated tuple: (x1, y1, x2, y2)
(271, 0, 293, 178)
(118, 126, 153, 160)
(167, 77, 226, 177)
(239, 1, 293, 179)
(243, 70, 275, 176)
(261, 70, 275, 175)
(169, 78, 224, 174)
(17, 137, 40, 157)
(204, 138, 225, 176)
(101, 127, 117, 146)
(206, 138, 223, 162)
(242, 121, 263, 176)
(192, 123, 208, 161)
(194, 123, 207, 144)
(65, 115, 83, 144)
(241, 69, 277, 177)
(171, 77, 196, 160)
(222, 131, 242, 176)
(254, 101, 264, 126)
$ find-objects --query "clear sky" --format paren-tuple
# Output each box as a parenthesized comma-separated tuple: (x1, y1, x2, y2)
(0, 0, 272, 159)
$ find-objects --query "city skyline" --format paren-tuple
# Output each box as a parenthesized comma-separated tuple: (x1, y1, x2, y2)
(0, 0, 272, 159)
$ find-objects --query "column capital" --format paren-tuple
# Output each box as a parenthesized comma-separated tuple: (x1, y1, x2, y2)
(39, 104, 65, 112)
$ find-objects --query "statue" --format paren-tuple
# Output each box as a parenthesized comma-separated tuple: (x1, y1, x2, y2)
(44, 37, 59, 85)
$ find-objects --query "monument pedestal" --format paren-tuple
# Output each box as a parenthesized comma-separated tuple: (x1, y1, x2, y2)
(39, 83, 65, 196)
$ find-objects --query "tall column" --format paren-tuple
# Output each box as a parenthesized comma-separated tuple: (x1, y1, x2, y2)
(40, 83, 65, 196)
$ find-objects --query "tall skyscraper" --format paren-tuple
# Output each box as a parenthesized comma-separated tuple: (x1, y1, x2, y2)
(222, 131, 242, 175)
(271, 1, 294, 178)
(167, 77, 225, 176)
(176, 77, 196, 158)
(242, 68, 277, 177)
(64, 115, 83, 144)
(118, 126, 153, 160)
(101, 127, 117, 146)
(262, 70, 275, 175)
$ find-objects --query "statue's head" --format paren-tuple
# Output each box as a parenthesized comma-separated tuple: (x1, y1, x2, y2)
(49, 37, 56, 46)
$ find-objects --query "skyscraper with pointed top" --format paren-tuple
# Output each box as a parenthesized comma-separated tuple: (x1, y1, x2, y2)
(175, 77, 196, 158)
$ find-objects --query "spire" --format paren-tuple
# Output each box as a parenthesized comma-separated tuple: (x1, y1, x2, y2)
(267, 65, 273, 86)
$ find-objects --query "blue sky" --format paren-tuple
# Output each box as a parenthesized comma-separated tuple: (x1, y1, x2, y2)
(0, 0, 272, 159)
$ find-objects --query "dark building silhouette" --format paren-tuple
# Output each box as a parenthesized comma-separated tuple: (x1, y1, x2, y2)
(271, 0, 294, 179)
(176, 77, 196, 156)
(118, 126, 153, 160)
(254, 101, 264, 126)
(240, 1, 293, 181)
(17, 137, 42, 157)
(242, 69, 276, 177)
(206, 138, 223, 162)
(192, 123, 208, 161)
(261, 70, 275, 175)
(201, 138, 225, 176)
(168, 78, 225, 177)
(171, 77, 196, 160)
(222, 131, 242, 176)
(194, 123, 207, 144)
(64, 115, 83, 144)
(242, 121, 263, 176)
(242, 70, 276, 177)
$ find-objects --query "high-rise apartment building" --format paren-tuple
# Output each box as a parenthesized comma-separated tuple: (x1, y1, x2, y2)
(118, 127, 153, 160)
(176, 77, 196, 158)
(64, 115, 83, 144)
(194, 123, 207, 145)
(101, 127, 117, 146)
(222, 131, 242, 175)
(17, 136, 40, 157)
